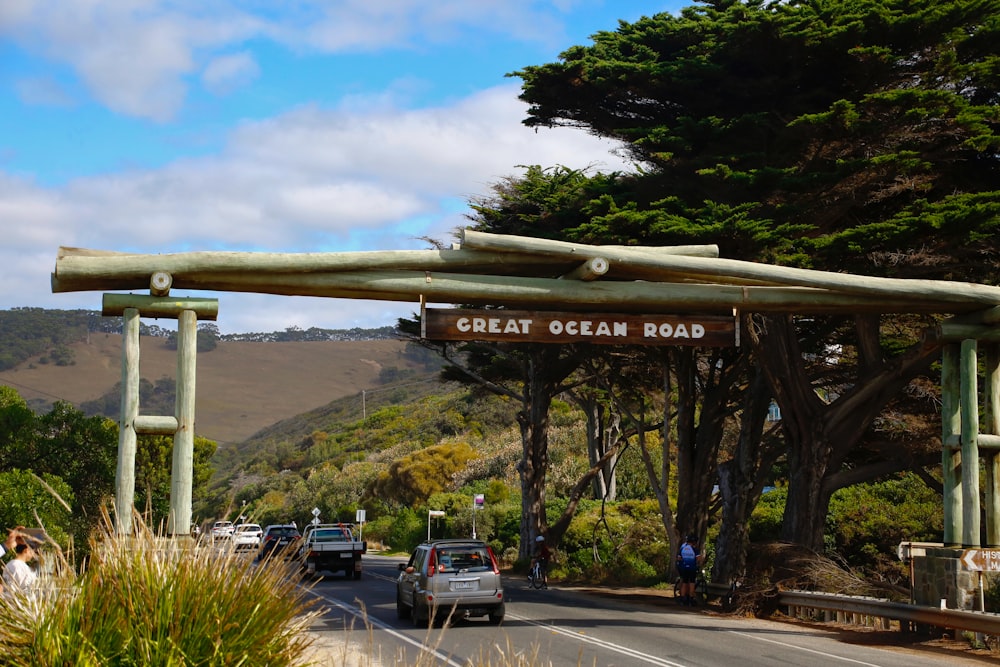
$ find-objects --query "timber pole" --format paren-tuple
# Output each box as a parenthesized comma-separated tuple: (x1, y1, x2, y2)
(115, 308, 140, 536)
(942, 344, 961, 547)
(986, 344, 1000, 546)
(107, 293, 215, 539)
(961, 339, 982, 547)
(169, 309, 197, 537)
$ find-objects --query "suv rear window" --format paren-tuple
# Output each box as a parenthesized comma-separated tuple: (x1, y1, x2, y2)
(267, 527, 299, 537)
(434, 545, 491, 573)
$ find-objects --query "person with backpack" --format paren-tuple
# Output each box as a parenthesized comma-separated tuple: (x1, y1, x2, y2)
(531, 535, 552, 588)
(676, 533, 704, 607)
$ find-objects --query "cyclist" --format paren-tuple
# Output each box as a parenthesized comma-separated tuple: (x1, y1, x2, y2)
(530, 535, 551, 588)
(675, 533, 704, 607)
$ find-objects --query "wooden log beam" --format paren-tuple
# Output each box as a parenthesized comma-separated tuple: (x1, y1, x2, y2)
(942, 434, 1000, 450)
(102, 294, 219, 320)
(936, 322, 1000, 341)
(458, 230, 720, 258)
(945, 306, 1000, 326)
(56, 246, 576, 280)
(133, 415, 179, 435)
(66, 270, 986, 314)
(460, 230, 1000, 305)
(559, 257, 609, 281)
(53, 240, 1000, 314)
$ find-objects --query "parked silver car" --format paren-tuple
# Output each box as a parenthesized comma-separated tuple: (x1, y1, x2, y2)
(396, 539, 504, 626)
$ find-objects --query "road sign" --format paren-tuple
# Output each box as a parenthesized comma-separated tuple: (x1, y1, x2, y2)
(961, 548, 1000, 571)
(356, 509, 366, 523)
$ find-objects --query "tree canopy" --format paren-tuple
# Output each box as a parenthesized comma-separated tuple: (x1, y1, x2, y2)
(514, 0, 1000, 278)
(509, 0, 1000, 552)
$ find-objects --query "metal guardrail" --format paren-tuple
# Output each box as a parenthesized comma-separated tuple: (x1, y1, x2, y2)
(776, 589, 1000, 636)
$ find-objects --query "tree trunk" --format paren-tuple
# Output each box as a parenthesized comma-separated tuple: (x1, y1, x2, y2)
(674, 347, 742, 543)
(570, 392, 620, 501)
(714, 366, 778, 585)
(516, 346, 583, 559)
(749, 314, 942, 550)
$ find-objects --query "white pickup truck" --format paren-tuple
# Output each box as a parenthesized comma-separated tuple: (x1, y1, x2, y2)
(297, 523, 367, 579)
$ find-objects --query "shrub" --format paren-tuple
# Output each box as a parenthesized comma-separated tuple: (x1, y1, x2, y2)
(0, 515, 319, 666)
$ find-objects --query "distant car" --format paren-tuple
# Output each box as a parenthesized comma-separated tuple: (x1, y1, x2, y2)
(210, 520, 234, 540)
(258, 524, 301, 560)
(396, 539, 504, 626)
(232, 523, 263, 550)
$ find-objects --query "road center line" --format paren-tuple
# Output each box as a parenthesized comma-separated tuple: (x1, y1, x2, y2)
(506, 611, 688, 667)
(307, 588, 465, 667)
(728, 630, 882, 666)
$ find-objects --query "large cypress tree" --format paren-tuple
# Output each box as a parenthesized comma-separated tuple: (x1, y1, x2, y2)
(513, 0, 1000, 550)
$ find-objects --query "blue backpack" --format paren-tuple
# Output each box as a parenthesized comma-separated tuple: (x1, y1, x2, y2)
(679, 543, 698, 569)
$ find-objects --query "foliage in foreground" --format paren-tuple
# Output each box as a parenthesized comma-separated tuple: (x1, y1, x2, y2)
(0, 515, 319, 666)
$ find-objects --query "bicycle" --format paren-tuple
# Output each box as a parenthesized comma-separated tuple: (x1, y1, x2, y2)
(527, 559, 547, 589)
(673, 568, 707, 604)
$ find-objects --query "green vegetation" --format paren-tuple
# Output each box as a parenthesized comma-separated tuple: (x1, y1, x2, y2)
(0, 516, 318, 666)
(0, 387, 117, 556)
(6, 0, 1000, 636)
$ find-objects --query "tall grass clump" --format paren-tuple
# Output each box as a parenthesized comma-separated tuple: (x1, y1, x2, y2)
(0, 511, 319, 666)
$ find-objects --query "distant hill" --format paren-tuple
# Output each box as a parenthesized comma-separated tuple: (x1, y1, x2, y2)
(0, 309, 439, 445)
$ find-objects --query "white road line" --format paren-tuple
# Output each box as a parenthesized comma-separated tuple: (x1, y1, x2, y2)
(506, 611, 688, 667)
(355, 567, 881, 666)
(306, 589, 466, 667)
(728, 630, 883, 666)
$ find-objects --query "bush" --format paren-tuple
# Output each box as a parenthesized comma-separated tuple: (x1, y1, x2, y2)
(826, 473, 942, 584)
(0, 515, 319, 666)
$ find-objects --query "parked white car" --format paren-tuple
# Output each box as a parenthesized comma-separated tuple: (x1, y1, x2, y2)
(232, 523, 263, 550)
(210, 520, 234, 540)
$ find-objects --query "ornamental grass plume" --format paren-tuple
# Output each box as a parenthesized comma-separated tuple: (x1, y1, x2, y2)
(0, 509, 319, 666)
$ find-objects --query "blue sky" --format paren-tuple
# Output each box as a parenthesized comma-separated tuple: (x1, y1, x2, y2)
(1, 1, 684, 334)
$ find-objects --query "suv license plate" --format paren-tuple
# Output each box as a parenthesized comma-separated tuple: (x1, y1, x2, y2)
(452, 581, 477, 591)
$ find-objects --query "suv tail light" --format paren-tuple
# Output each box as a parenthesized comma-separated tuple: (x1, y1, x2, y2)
(487, 546, 500, 575)
(426, 549, 436, 578)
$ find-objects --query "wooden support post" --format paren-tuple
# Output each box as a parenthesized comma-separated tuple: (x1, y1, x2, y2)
(986, 344, 1000, 547)
(169, 309, 197, 537)
(115, 308, 140, 536)
(961, 339, 982, 547)
(942, 344, 962, 546)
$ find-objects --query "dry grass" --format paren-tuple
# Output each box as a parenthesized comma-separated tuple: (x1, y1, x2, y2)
(0, 511, 322, 666)
(733, 541, 889, 617)
(0, 334, 414, 444)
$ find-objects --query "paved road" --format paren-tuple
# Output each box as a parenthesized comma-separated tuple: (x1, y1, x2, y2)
(299, 555, 986, 666)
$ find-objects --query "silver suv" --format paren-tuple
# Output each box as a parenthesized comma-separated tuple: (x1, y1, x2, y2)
(396, 539, 504, 626)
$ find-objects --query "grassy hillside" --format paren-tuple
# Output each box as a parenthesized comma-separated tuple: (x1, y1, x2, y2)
(0, 332, 434, 445)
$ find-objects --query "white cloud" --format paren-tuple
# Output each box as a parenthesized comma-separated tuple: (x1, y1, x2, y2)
(0, 1, 648, 332)
(14, 76, 74, 107)
(45, 83, 631, 251)
(202, 51, 260, 96)
(2, 1, 580, 121)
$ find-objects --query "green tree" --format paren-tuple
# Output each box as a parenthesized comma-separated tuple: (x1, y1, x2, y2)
(0, 392, 117, 552)
(0, 469, 74, 546)
(368, 442, 478, 507)
(135, 434, 217, 527)
(513, 0, 1000, 551)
